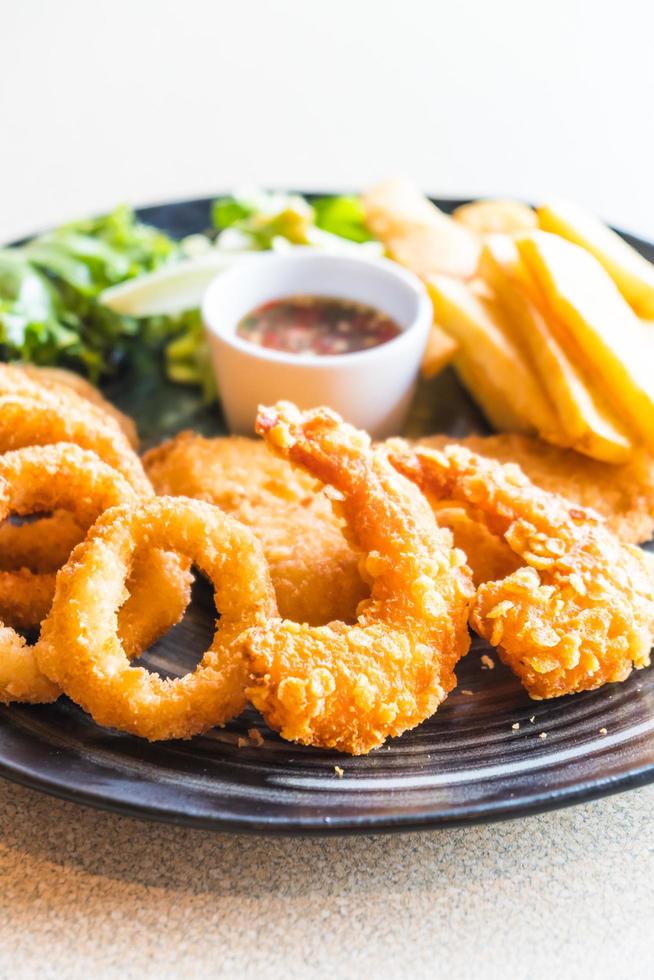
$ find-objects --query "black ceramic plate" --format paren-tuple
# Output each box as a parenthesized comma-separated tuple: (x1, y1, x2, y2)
(1, 196, 654, 835)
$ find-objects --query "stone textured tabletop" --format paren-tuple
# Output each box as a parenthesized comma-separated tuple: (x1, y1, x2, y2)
(0, 776, 652, 979)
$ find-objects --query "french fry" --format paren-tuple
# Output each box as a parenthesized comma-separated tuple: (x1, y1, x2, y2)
(453, 199, 537, 235)
(538, 199, 654, 318)
(427, 274, 559, 437)
(479, 237, 632, 463)
(517, 231, 654, 453)
(421, 322, 458, 379)
(363, 178, 480, 279)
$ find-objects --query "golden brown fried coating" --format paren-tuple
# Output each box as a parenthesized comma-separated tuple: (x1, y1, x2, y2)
(394, 444, 654, 699)
(0, 510, 83, 572)
(0, 445, 192, 703)
(36, 497, 277, 739)
(15, 364, 139, 448)
(0, 392, 150, 494)
(143, 432, 369, 625)
(0, 364, 150, 493)
(144, 428, 654, 620)
(242, 403, 474, 755)
(424, 504, 523, 586)
(418, 432, 654, 545)
(0, 366, 148, 578)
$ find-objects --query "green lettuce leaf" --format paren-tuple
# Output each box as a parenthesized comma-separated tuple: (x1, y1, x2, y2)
(312, 196, 375, 243)
(0, 207, 183, 381)
(212, 190, 314, 249)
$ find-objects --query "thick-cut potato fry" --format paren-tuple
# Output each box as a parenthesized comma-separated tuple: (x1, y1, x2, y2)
(426, 274, 559, 437)
(518, 232, 654, 453)
(538, 199, 654, 318)
(479, 236, 632, 463)
(453, 199, 537, 235)
(421, 322, 458, 379)
(363, 178, 480, 279)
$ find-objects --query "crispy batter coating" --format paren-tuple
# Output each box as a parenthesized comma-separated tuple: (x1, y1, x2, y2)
(0, 445, 192, 700)
(143, 432, 369, 625)
(0, 444, 135, 633)
(0, 569, 58, 634)
(0, 392, 150, 494)
(424, 504, 522, 586)
(36, 497, 277, 739)
(418, 432, 654, 545)
(243, 403, 474, 755)
(15, 364, 139, 448)
(0, 366, 147, 574)
(145, 429, 654, 614)
(0, 510, 83, 572)
(394, 444, 654, 699)
(0, 364, 149, 493)
(386, 449, 524, 587)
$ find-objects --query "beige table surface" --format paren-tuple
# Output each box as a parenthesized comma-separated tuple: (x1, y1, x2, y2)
(0, 775, 651, 979)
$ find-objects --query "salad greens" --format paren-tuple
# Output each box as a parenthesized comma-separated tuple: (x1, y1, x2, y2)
(0, 191, 380, 396)
(0, 206, 180, 379)
(311, 196, 375, 244)
(211, 188, 377, 250)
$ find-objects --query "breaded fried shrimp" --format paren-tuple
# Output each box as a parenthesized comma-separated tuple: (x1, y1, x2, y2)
(244, 403, 474, 755)
(390, 444, 654, 699)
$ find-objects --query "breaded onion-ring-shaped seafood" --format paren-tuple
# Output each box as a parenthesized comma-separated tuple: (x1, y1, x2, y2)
(0, 366, 147, 572)
(0, 446, 192, 703)
(0, 445, 189, 638)
(243, 403, 475, 756)
(0, 444, 137, 633)
(0, 363, 136, 448)
(0, 545, 192, 640)
(36, 497, 277, 740)
(0, 510, 83, 572)
(389, 443, 654, 699)
(15, 364, 139, 449)
(0, 392, 150, 494)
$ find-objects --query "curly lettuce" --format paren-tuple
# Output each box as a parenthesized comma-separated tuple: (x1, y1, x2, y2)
(0, 206, 180, 380)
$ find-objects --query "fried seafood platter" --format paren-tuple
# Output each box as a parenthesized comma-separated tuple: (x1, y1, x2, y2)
(2, 193, 654, 833)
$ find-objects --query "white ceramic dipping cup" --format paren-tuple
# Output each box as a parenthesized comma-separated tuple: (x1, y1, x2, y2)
(202, 250, 432, 438)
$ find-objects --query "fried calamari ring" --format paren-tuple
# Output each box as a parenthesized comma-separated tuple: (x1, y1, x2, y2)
(15, 364, 139, 448)
(0, 443, 136, 632)
(0, 366, 147, 572)
(0, 569, 58, 634)
(243, 403, 475, 755)
(0, 445, 192, 699)
(0, 363, 136, 448)
(36, 496, 277, 739)
(0, 392, 150, 494)
(0, 510, 83, 572)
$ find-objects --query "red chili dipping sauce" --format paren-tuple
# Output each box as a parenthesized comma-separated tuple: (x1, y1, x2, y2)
(235, 295, 402, 356)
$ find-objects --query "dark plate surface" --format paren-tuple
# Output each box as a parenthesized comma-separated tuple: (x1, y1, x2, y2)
(1, 196, 654, 834)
